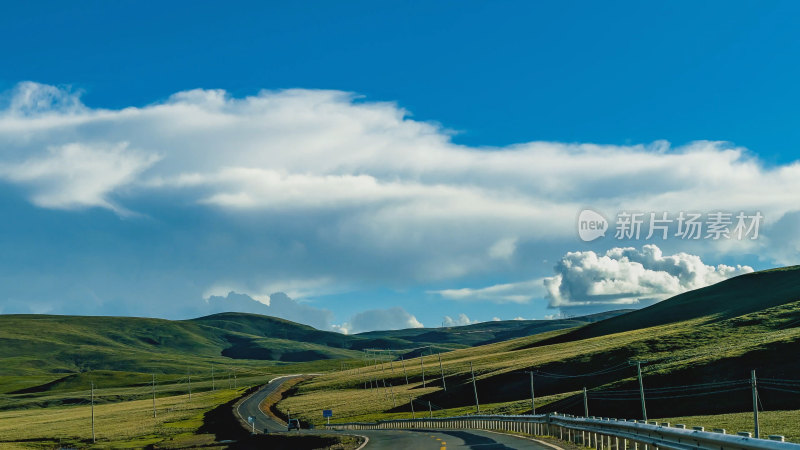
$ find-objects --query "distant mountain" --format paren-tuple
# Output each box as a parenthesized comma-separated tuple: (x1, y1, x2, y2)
(355, 310, 631, 351)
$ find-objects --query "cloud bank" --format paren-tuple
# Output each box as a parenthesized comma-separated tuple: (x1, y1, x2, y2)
(0, 82, 796, 320)
(335, 307, 424, 334)
(205, 291, 422, 334)
(443, 313, 476, 327)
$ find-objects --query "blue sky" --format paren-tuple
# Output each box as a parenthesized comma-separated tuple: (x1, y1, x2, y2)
(0, 1, 799, 332)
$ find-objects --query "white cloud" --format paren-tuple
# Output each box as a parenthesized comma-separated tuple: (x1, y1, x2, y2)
(442, 313, 475, 326)
(203, 277, 342, 303)
(491, 317, 501, 321)
(330, 323, 351, 335)
(340, 307, 424, 334)
(430, 278, 546, 304)
(204, 291, 334, 330)
(0, 142, 158, 212)
(488, 237, 517, 260)
(544, 244, 753, 312)
(203, 291, 425, 336)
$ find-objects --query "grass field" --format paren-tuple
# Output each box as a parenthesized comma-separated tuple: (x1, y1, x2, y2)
(0, 388, 242, 448)
(276, 267, 800, 437)
(659, 410, 800, 442)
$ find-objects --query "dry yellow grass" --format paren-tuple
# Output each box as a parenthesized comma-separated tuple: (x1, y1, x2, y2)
(0, 388, 241, 448)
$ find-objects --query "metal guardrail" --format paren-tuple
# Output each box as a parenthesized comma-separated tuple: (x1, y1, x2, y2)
(326, 413, 800, 450)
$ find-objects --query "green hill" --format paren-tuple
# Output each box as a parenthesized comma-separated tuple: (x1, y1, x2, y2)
(532, 265, 800, 347)
(0, 309, 622, 380)
(0, 308, 621, 404)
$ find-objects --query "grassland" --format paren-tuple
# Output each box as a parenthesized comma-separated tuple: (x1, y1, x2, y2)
(276, 267, 800, 437)
(0, 387, 242, 449)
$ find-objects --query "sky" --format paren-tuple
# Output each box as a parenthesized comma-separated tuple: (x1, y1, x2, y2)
(0, 1, 799, 333)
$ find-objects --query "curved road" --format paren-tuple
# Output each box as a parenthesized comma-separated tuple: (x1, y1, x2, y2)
(236, 374, 305, 433)
(357, 428, 556, 449)
(237, 377, 556, 449)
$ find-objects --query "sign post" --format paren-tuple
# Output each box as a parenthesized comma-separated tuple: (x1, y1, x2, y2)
(247, 416, 255, 433)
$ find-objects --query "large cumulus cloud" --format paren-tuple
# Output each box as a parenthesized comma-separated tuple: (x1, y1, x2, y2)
(544, 244, 753, 314)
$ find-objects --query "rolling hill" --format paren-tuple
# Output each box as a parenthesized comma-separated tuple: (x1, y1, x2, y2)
(0, 309, 627, 377)
(0, 308, 624, 403)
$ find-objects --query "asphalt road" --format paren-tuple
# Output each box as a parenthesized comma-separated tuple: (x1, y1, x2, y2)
(236, 374, 304, 433)
(359, 428, 554, 449)
(237, 377, 555, 449)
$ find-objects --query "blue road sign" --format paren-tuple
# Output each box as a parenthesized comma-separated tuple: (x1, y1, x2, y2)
(323, 409, 333, 418)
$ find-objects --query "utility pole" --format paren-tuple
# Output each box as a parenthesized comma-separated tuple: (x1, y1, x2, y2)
(211, 365, 215, 391)
(428, 401, 433, 418)
(379, 356, 389, 399)
(233, 367, 237, 389)
(91, 381, 95, 444)
(188, 371, 192, 401)
(401, 355, 409, 385)
(525, 371, 536, 414)
(637, 361, 647, 421)
(583, 387, 589, 417)
(470, 362, 480, 413)
(152, 374, 157, 418)
(752, 369, 760, 438)
(409, 396, 415, 419)
(363, 352, 369, 390)
(389, 383, 397, 407)
(420, 353, 426, 388)
(437, 353, 447, 391)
